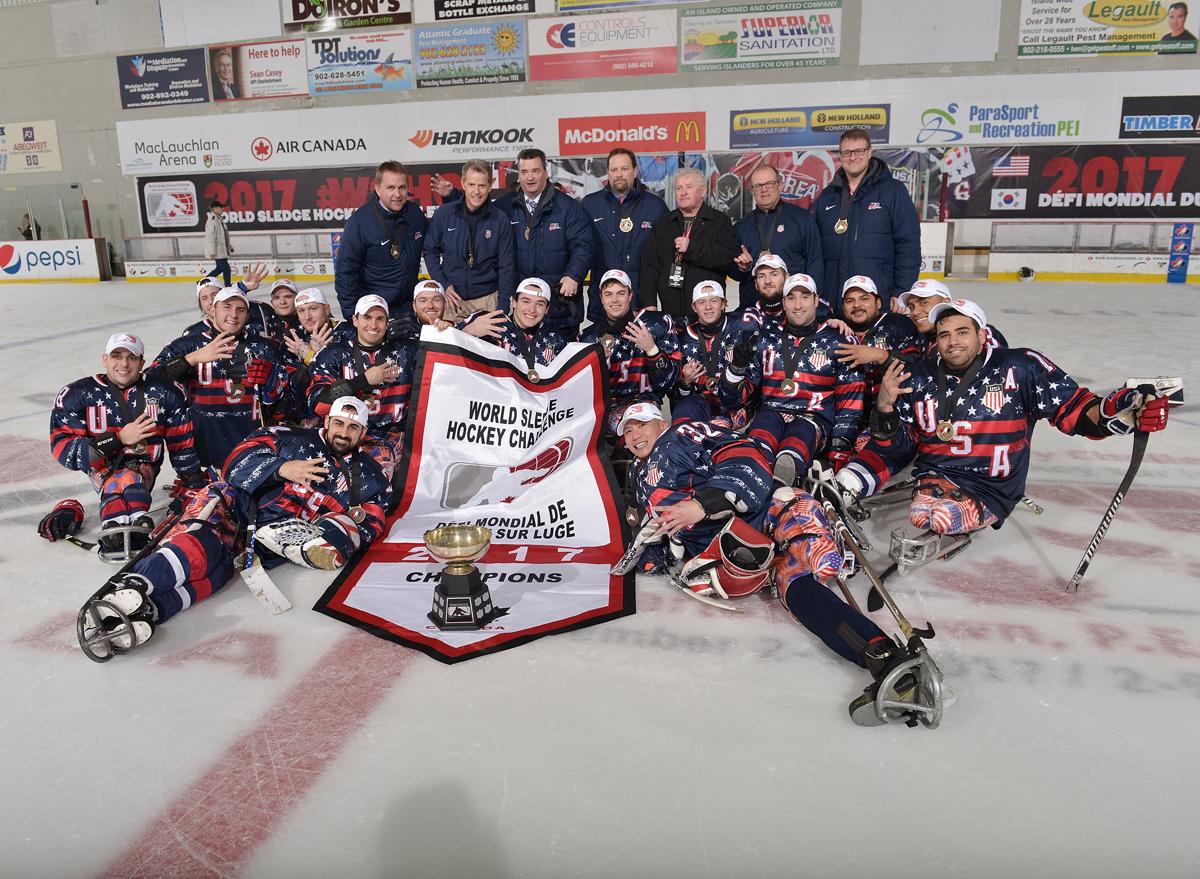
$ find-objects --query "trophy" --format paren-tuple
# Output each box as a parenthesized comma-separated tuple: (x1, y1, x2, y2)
(424, 525, 497, 630)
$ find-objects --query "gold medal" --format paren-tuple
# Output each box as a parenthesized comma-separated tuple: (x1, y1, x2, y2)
(130, 442, 147, 455)
(619, 217, 634, 233)
(834, 218, 848, 235)
(527, 368, 540, 383)
(781, 379, 797, 395)
(365, 396, 381, 415)
(349, 505, 366, 524)
(935, 420, 957, 441)
(600, 334, 616, 354)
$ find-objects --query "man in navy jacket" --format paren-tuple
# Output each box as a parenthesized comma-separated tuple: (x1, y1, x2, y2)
(424, 158, 516, 319)
(334, 161, 429, 321)
(811, 129, 920, 315)
(495, 148, 593, 340)
(732, 163, 822, 312)
(581, 148, 668, 324)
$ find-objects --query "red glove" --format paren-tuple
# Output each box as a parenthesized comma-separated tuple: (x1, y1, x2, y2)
(1137, 395, 1170, 432)
(1101, 388, 1170, 435)
(827, 449, 852, 473)
(244, 358, 272, 388)
(38, 499, 84, 541)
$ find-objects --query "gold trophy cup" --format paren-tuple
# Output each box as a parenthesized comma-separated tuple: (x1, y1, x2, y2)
(424, 525, 496, 630)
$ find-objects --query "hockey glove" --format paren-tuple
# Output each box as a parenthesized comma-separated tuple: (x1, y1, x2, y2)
(729, 335, 757, 375)
(1100, 388, 1170, 436)
(244, 358, 272, 388)
(38, 498, 84, 542)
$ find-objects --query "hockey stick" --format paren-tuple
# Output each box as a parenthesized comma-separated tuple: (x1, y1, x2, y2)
(1066, 427, 1149, 593)
(236, 503, 292, 614)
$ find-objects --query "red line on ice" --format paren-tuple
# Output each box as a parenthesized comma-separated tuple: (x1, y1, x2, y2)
(96, 631, 414, 879)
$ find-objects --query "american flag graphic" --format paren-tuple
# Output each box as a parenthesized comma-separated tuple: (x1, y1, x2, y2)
(809, 350, 829, 370)
(335, 472, 349, 492)
(982, 385, 1005, 415)
(144, 396, 160, 420)
(645, 463, 661, 486)
(993, 155, 1030, 177)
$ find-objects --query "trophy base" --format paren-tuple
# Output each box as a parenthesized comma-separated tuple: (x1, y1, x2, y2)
(428, 570, 498, 631)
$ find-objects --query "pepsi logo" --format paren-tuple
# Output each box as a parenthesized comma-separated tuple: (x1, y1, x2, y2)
(0, 244, 20, 275)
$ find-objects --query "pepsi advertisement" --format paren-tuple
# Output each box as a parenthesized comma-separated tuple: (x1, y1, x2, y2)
(117, 49, 210, 110)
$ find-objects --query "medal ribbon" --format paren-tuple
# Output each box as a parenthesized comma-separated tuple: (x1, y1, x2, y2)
(933, 355, 986, 430)
(779, 326, 816, 384)
(754, 207, 777, 253)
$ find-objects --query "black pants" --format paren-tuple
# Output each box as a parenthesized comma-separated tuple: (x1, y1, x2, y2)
(209, 258, 231, 287)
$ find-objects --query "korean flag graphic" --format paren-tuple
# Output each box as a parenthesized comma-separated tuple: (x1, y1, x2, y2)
(990, 188, 1027, 211)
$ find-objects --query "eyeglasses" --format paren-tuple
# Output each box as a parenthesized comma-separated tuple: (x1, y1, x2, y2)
(839, 147, 869, 159)
(749, 180, 780, 192)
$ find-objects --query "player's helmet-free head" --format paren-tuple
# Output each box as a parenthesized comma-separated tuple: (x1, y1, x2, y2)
(413, 278, 445, 298)
(330, 395, 370, 427)
(929, 298, 987, 329)
(753, 253, 787, 275)
(295, 288, 328, 307)
(104, 332, 144, 357)
(898, 278, 951, 309)
(783, 273, 818, 296)
(616, 401, 664, 436)
(354, 294, 390, 317)
(691, 279, 726, 301)
(599, 269, 633, 292)
(841, 274, 879, 299)
(516, 277, 552, 301)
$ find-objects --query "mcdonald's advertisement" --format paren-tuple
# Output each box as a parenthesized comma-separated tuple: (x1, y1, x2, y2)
(729, 103, 889, 148)
(529, 10, 677, 81)
(680, 0, 842, 71)
(557, 112, 705, 156)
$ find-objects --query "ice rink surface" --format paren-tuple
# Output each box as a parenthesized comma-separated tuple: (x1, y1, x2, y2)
(1, 278, 1198, 879)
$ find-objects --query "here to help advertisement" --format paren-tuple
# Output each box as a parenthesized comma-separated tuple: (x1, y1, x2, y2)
(1018, 0, 1198, 56)
(210, 39, 309, 101)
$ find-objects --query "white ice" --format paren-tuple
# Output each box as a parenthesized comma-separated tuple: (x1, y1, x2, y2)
(1, 278, 1198, 879)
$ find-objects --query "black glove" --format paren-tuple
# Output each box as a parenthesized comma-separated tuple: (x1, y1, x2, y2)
(38, 499, 84, 542)
(730, 334, 758, 373)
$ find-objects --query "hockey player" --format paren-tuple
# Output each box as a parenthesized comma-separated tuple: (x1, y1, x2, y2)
(307, 294, 416, 479)
(463, 278, 568, 376)
(834, 298, 1172, 553)
(45, 333, 203, 560)
(580, 269, 679, 428)
(185, 263, 269, 336)
(898, 279, 1007, 356)
(720, 273, 865, 482)
(282, 287, 342, 367)
(618, 402, 936, 726)
(248, 277, 301, 344)
(737, 253, 788, 337)
(394, 278, 507, 346)
(77, 397, 393, 658)
(148, 287, 289, 472)
(672, 279, 747, 428)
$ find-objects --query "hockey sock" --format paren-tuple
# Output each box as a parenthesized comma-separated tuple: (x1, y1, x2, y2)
(782, 573, 889, 668)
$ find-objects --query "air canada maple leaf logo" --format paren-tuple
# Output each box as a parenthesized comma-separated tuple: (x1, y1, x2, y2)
(251, 137, 273, 161)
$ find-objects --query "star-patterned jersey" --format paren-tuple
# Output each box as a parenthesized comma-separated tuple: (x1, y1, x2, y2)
(848, 311, 925, 421)
(736, 300, 785, 341)
(464, 313, 568, 368)
(307, 336, 416, 435)
(672, 315, 743, 413)
(50, 375, 198, 476)
(223, 426, 390, 546)
(846, 346, 1101, 523)
(581, 308, 680, 404)
(632, 419, 773, 558)
(720, 323, 865, 444)
(146, 329, 288, 470)
(247, 302, 301, 347)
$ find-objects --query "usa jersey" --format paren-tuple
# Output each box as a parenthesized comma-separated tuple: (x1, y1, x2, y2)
(224, 426, 391, 546)
(672, 315, 742, 412)
(851, 312, 924, 419)
(248, 301, 301, 346)
(50, 375, 198, 476)
(147, 330, 288, 470)
(720, 323, 865, 444)
(633, 420, 773, 558)
(737, 300, 785, 341)
(307, 337, 416, 435)
(849, 346, 1100, 523)
(466, 314, 567, 368)
(581, 308, 680, 404)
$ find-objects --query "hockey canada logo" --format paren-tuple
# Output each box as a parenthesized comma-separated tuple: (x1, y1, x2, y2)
(0, 244, 20, 275)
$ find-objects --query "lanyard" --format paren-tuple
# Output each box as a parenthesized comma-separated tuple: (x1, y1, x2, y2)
(754, 207, 778, 253)
(464, 205, 483, 268)
(227, 338, 247, 384)
(779, 326, 816, 380)
(102, 378, 145, 423)
(370, 199, 407, 260)
(353, 341, 380, 377)
(932, 355, 986, 435)
(524, 189, 550, 241)
(699, 317, 726, 380)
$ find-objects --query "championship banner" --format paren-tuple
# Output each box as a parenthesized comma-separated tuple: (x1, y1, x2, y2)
(210, 39, 308, 102)
(307, 30, 414, 95)
(135, 162, 467, 234)
(316, 328, 633, 663)
(932, 143, 1200, 219)
(117, 49, 210, 110)
(1018, 0, 1198, 56)
(680, 1, 842, 71)
(529, 10, 678, 81)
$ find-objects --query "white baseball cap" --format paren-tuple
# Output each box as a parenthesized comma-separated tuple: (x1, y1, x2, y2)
(783, 273, 818, 296)
(898, 279, 952, 308)
(354, 294, 390, 317)
(213, 286, 249, 306)
(928, 298, 988, 329)
(841, 274, 879, 298)
(295, 287, 328, 307)
(104, 332, 144, 357)
(692, 279, 726, 302)
(616, 401, 665, 436)
(195, 277, 221, 296)
(270, 278, 298, 294)
(515, 277, 552, 301)
(413, 279, 445, 298)
(599, 269, 632, 291)
(753, 253, 787, 274)
(328, 395, 370, 428)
